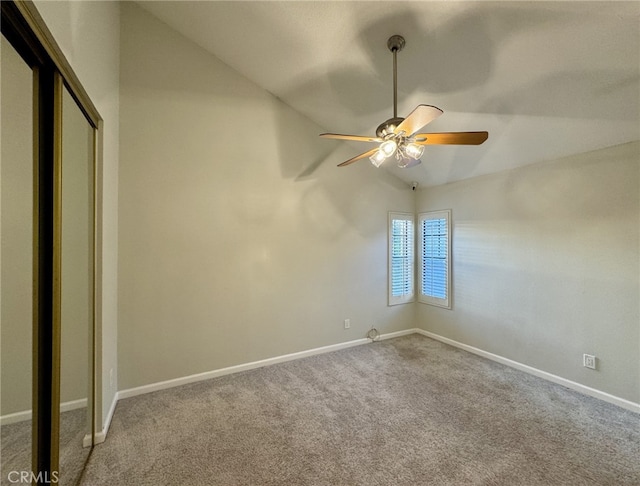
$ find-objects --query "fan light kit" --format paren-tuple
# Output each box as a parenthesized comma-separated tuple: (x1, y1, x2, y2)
(320, 35, 488, 168)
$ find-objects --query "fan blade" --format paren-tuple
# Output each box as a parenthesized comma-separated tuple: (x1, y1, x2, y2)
(414, 131, 488, 145)
(395, 105, 443, 137)
(337, 148, 379, 167)
(320, 133, 382, 143)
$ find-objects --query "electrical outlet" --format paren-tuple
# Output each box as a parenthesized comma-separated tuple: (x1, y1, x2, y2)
(583, 354, 596, 370)
(344, 319, 350, 329)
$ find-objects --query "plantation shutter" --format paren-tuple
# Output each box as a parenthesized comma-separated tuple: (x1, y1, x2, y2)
(388, 213, 414, 305)
(419, 211, 451, 308)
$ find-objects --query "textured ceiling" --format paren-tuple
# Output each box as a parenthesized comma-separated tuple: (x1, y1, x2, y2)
(138, 1, 639, 187)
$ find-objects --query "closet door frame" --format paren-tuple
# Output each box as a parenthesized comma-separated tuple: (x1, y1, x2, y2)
(1, 0, 103, 481)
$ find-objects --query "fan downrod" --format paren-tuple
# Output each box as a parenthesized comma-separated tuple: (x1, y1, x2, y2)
(387, 35, 405, 118)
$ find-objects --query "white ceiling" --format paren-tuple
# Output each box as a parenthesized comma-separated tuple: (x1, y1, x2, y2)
(138, 1, 639, 187)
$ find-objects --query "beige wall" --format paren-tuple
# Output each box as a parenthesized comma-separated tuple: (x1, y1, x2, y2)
(1, 36, 34, 415)
(416, 142, 639, 403)
(118, 3, 415, 390)
(34, 0, 120, 427)
(29, 1, 636, 410)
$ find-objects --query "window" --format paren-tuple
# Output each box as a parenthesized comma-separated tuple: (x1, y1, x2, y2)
(388, 212, 414, 305)
(418, 210, 451, 308)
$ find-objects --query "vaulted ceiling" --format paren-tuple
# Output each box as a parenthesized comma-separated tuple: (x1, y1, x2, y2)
(138, 1, 639, 187)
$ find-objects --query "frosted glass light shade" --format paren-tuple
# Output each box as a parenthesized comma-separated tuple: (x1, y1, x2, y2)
(380, 140, 397, 157)
(404, 143, 424, 160)
(369, 149, 387, 167)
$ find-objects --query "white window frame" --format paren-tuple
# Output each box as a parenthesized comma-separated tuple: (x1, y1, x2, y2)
(388, 212, 415, 306)
(418, 210, 452, 309)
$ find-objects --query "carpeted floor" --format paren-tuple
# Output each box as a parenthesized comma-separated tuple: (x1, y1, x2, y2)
(1, 407, 89, 486)
(79, 335, 640, 485)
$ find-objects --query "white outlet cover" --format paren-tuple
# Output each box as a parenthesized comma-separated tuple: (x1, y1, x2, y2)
(583, 354, 596, 370)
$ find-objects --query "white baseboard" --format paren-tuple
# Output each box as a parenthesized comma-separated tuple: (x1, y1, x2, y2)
(0, 410, 32, 426)
(97, 331, 403, 440)
(89, 327, 639, 444)
(377, 328, 417, 341)
(118, 338, 384, 399)
(118, 329, 414, 402)
(61, 398, 88, 413)
(89, 391, 119, 446)
(1, 398, 88, 426)
(415, 329, 640, 414)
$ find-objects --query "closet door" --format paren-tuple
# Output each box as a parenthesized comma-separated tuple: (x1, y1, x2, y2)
(1, 2, 102, 482)
(54, 83, 95, 486)
(0, 33, 36, 483)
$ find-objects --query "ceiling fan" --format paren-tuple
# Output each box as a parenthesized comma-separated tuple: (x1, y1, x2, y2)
(320, 35, 488, 168)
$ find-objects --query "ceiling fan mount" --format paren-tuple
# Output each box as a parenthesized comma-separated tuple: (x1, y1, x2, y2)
(386, 34, 406, 53)
(320, 34, 488, 169)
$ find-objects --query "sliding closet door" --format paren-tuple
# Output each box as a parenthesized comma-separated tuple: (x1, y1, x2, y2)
(0, 34, 36, 482)
(1, 1, 102, 482)
(56, 84, 95, 485)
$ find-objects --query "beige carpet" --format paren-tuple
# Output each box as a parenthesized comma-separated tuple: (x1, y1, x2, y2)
(80, 335, 639, 485)
(1, 407, 89, 486)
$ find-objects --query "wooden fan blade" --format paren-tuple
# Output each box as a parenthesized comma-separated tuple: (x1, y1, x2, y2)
(337, 148, 379, 167)
(414, 131, 488, 145)
(395, 105, 443, 137)
(320, 133, 382, 143)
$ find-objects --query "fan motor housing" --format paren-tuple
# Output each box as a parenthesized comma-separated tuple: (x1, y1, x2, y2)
(376, 117, 405, 138)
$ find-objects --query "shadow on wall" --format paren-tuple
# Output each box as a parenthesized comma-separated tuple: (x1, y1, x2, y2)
(298, 145, 412, 240)
(270, 94, 338, 180)
(269, 91, 413, 240)
(503, 141, 640, 221)
(121, 1, 415, 245)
